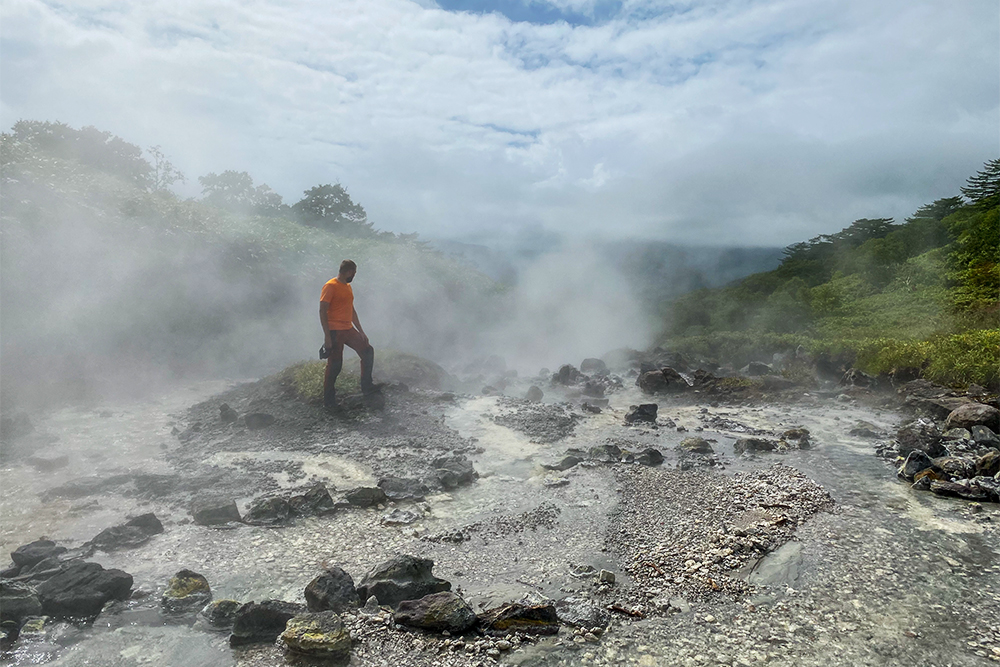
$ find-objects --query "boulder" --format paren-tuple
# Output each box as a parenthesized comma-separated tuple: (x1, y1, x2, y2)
(281, 611, 351, 659)
(678, 437, 714, 455)
(637, 367, 688, 395)
(930, 479, 989, 501)
(588, 444, 622, 463)
(244, 496, 292, 526)
(202, 599, 242, 629)
(355, 555, 450, 608)
(781, 428, 811, 448)
(742, 362, 773, 377)
(945, 403, 1000, 432)
(733, 438, 776, 454)
(635, 448, 664, 466)
(624, 404, 657, 424)
(970, 477, 1000, 502)
(393, 591, 477, 632)
(36, 561, 133, 618)
(478, 602, 560, 636)
(931, 456, 974, 480)
(524, 386, 544, 402)
(896, 419, 946, 458)
(582, 381, 605, 398)
(972, 425, 1000, 448)
(541, 455, 582, 471)
(555, 596, 610, 630)
(11, 540, 67, 569)
(344, 487, 388, 508)
(378, 477, 429, 502)
(898, 451, 935, 481)
(0, 581, 42, 624)
(243, 413, 275, 430)
(849, 421, 881, 438)
(89, 525, 150, 551)
(305, 566, 359, 613)
(288, 483, 337, 516)
(840, 368, 876, 387)
(580, 358, 608, 375)
(125, 513, 164, 535)
(229, 600, 306, 647)
(434, 455, 477, 490)
(162, 569, 212, 613)
(975, 451, 1000, 478)
(905, 396, 974, 421)
(942, 427, 972, 441)
(553, 365, 582, 386)
(26, 455, 70, 472)
(382, 509, 420, 526)
(219, 404, 238, 423)
(190, 497, 241, 526)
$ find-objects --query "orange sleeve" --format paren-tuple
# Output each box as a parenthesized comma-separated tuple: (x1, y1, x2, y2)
(320, 281, 336, 303)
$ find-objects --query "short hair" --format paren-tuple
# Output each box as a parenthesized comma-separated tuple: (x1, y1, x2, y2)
(339, 259, 357, 274)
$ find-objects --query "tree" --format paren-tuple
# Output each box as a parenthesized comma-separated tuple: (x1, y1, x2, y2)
(147, 145, 185, 191)
(961, 158, 1000, 207)
(198, 170, 285, 215)
(292, 183, 374, 237)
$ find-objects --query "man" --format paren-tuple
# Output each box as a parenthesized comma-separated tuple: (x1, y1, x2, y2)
(320, 259, 376, 409)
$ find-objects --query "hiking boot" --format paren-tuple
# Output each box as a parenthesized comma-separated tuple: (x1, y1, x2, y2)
(361, 382, 385, 396)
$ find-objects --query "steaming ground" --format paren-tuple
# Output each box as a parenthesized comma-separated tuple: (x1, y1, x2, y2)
(2, 362, 998, 667)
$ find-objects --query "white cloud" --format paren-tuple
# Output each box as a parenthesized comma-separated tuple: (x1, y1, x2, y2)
(1, 0, 996, 245)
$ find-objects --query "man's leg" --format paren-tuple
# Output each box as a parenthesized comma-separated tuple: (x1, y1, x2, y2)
(340, 329, 376, 394)
(323, 331, 345, 409)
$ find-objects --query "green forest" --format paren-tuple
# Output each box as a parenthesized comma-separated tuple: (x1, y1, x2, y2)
(663, 160, 1000, 387)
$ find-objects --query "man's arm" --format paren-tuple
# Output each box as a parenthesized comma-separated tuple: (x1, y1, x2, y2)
(320, 303, 333, 349)
(352, 308, 368, 345)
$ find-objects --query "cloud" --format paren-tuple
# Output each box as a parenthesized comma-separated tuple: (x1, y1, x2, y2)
(1, 0, 996, 245)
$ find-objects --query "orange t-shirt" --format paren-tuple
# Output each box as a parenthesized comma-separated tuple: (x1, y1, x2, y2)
(320, 278, 354, 331)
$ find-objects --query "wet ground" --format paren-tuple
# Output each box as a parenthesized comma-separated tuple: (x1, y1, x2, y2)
(1, 375, 998, 666)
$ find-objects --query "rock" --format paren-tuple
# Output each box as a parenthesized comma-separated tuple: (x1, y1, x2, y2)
(219, 404, 238, 423)
(972, 425, 1000, 447)
(898, 451, 935, 481)
(202, 599, 242, 629)
(976, 451, 1000, 478)
(26, 454, 70, 472)
(970, 476, 1000, 502)
(840, 368, 875, 387)
(243, 413, 275, 430)
(229, 600, 306, 647)
(555, 596, 610, 630)
(162, 569, 212, 613)
(543, 475, 570, 487)
(930, 479, 989, 501)
(434, 455, 477, 490)
(580, 358, 608, 375)
(305, 566, 359, 613)
(945, 403, 1000, 432)
(288, 483, 337, 516)
(0, 581, 42, 624)
(906, 395, 974, 421)
(582, 381, 605, 398)
(598, 569, 615, 584)
(635, 448, 664, 466)
(742, 362, 773, 377)
(942, 427, 972, 440)
(344, 487, 388, 508)
(896, 419, 946, 458)
(11, 540, 67, 568)
(637, 367, 688, 394)
(478, 602, 560, 636)
(355, 555, 450, 608)
(911, 475, 933, 491)
(190, 497, 242, 526)
(588, 444, 622, 462)
(582, 401, 604, 414)
(281, 611, 351, 658)
(89, 525, 150, 551)
(624, 404, 658, 424)
(733, 437, 776, 454)
(378, 477, 429, 502)
(18, 556, 65, 581)
(553, 365, 582, 385)
(382, 509, 420, 526)
(931, 456, 974, 480)
(525, 386, 544, 402)
(125, 513, 164, 534)
(244, 496, 292, 526)
(849, 421, 881, 438)
(781, 428, 811, 448)
(36, 561, 132, 619)
(678, 437, 714, 454)
(482, 385, 500, 396)
(393, 591, 477, 632)
(542, 455, 582, 471)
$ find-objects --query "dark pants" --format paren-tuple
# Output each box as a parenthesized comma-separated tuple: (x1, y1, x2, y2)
(324, 328, 375, 407)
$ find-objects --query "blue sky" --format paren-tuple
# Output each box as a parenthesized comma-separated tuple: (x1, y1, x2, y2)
(1, 0, 997, 245)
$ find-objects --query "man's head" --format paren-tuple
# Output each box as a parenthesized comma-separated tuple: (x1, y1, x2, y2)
(338, 259, 357, 283)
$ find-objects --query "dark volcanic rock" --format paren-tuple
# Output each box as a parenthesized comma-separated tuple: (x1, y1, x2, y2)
(244, 496, 292, 526)
(162, 569, 212, 613)
(434, 455, 477, 490)
(898, 451, 935, 481)
(734, 437, 777, 454)
(478, 602, 560, 636)
(742, 362, 773, 377)
(930, 479, 989, 501)
(378, 477, 429, 502)
(624, 404, 658, 424)
(36, 561, 133, 618)
(971, 477, 1000, 502)
(542, 455, 582, 471)
(230, 600, 306, 647)
(635, 448, 664, 466)
(637, 367, 688, 394)
(393, 591, 476, 632)
(931, 456, 974, 480)
(289, 483, 337, 516)
(589, 444, 622, 463)
(26, 454, 70, 472)
(840, 368, 876, 387)
(555, 596, 610, 630)
(581, 358, 608, 375)
(220, 403, 238, 423)
(243, 413, 275, 430)
(0, 580, 42, 624)
(553, 365, 583, 385)
(305, 566, 358, 613)
(281, 611, 352, 658)
(972, 425, 1000, 447)
(976, 451, 1000, 478)
(90, 525, 151, 551)
(945, 403, 1000, 432)
(678, 437, 714, 455)
(355, 555, 450, 608)
(125, 513, 164, 534)
(344, 487, 388, 508)
(11, 540, 67, 569)
(202, 599, 242, 629)
(191, 497, 242, 526)
(525, 386, 544, 402)
(906, 396, 974, 421)
(896, 419, 947, 458)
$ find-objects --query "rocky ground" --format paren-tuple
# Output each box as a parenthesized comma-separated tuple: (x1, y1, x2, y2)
(1, 354, 999, 666)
